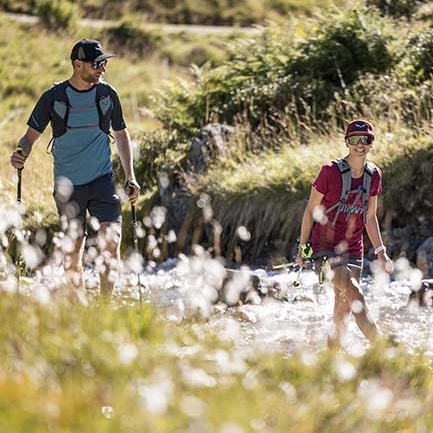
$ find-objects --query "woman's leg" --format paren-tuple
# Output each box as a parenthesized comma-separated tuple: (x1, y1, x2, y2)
(328, 268, 352, 349)
(332, 265, 378, 346)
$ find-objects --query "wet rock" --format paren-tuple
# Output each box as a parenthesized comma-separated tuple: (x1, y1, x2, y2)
(219, 268, 262, 306)
(416, 237, 433, 278)
(407, 279, 433, 307)
(188, 123, 234, 173)
(156, 123, 234, 259)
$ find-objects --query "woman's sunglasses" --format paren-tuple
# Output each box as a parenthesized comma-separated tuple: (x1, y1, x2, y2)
(346, 135, 373, 145)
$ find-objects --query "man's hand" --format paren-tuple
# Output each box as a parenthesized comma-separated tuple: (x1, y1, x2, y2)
(10, 147, 26, 170)
(125, 178, 141, 205)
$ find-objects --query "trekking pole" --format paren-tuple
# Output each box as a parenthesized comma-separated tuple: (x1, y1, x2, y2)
(126, 181, 142, 302)
(293, 241, 313, 288)
(272, 262, 297, 271)
(293, 266, 303, 287)
(16, 146, 23, 204)
(130, 203, 139, 255)
(15, 146, 24, 292)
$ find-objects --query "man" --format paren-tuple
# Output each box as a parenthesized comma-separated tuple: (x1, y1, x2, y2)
(295, 119, 393, 350)
(10, 39, 141, 301)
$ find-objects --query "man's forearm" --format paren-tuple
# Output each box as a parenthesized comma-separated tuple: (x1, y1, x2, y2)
(18, 132, 37, 157)
(114, 129, 135, 180)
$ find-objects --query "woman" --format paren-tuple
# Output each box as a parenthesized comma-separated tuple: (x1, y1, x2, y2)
(295, 119, 393, 349)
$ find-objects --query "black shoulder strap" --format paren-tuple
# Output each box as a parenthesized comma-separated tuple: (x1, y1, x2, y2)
(46, 80, 70, 153)
(47, 81, 114, 153)
(95, 82, 113, 136)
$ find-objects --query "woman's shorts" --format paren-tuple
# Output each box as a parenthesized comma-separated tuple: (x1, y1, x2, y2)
(312, 251, 363, 276)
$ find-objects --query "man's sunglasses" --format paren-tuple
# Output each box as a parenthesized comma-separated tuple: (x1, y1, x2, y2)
(346, 135, 373, 145)
(87, 59, 108, 70)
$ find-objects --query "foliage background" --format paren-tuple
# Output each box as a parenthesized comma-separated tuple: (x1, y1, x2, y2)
(1, 0, 433, 263)
(1, 2, 433, 433)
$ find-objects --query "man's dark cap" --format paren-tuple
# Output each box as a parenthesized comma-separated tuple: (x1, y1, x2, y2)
(70, 39, 115, 62)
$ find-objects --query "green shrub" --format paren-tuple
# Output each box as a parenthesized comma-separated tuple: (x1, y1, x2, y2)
(154, 7, 396, 139)
(105, 20, 161, 58)
(36, 0, 79, 32)
(366, 0, 427, 20)
(401, 28, 433, 84)
(114, 128, 189, 190)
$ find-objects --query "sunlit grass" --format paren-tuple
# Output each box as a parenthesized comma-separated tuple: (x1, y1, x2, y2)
(1, 292, 433, 432)
(2, 4, 433, 432)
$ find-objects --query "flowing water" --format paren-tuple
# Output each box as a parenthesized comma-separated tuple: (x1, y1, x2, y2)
(18, 250, 429, 358)
(3, 218, 432, 358)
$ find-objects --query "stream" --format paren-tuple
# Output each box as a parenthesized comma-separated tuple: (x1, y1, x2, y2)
(85, 254, 433, 356)
(4, 242, 432, 357)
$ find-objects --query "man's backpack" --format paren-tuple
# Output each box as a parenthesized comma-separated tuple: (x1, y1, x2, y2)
(46, 80, 114, 152)
(324, 158, 375, 225)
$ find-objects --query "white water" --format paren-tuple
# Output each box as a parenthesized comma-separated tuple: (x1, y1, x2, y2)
(94, 254, 433, 357)
(2, 201, 432, 358)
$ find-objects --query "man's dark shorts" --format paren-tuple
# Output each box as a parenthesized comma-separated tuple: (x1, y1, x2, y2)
(53, 172, 121, 236)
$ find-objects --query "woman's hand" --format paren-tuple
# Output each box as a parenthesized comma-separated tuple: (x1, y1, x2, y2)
(378, 251, 394, 274)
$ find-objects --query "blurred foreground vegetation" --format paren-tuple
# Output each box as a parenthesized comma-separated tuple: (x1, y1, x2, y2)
(1, 0, 349, 25)
(1, 2, 433, 433)
(2, 292, 433, 433)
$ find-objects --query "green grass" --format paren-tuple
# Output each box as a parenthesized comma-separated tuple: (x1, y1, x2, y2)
(2, 3, 433, 432)
(2, 293, 433, 432)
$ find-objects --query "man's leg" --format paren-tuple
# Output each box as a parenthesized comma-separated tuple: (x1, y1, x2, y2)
(87, 173, 122, 299)
(63, 234, 86, 300)
(97, 221, 121, 298)
(54, 180, 88, 303)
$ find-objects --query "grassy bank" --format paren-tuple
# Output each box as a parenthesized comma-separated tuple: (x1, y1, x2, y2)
(3, 3, 433, 266)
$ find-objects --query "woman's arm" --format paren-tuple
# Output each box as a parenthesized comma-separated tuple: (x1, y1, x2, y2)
(365, 195, 393, 273)
(295, 186, 324, 266)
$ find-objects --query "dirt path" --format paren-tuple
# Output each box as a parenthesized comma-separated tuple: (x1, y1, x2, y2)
(3, 11, 262, 35)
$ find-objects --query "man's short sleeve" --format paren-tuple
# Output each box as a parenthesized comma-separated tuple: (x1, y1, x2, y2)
(108, 86, 127, 131)
(27, 89, 53, 133)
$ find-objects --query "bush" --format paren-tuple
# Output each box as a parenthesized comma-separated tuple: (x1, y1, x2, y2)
(36, 0, 79, 32)
(366, 0, 427, 20)
(105, 20, 161, 58)
(153, 7, 396, 139)
(401, 28, 433, 84)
